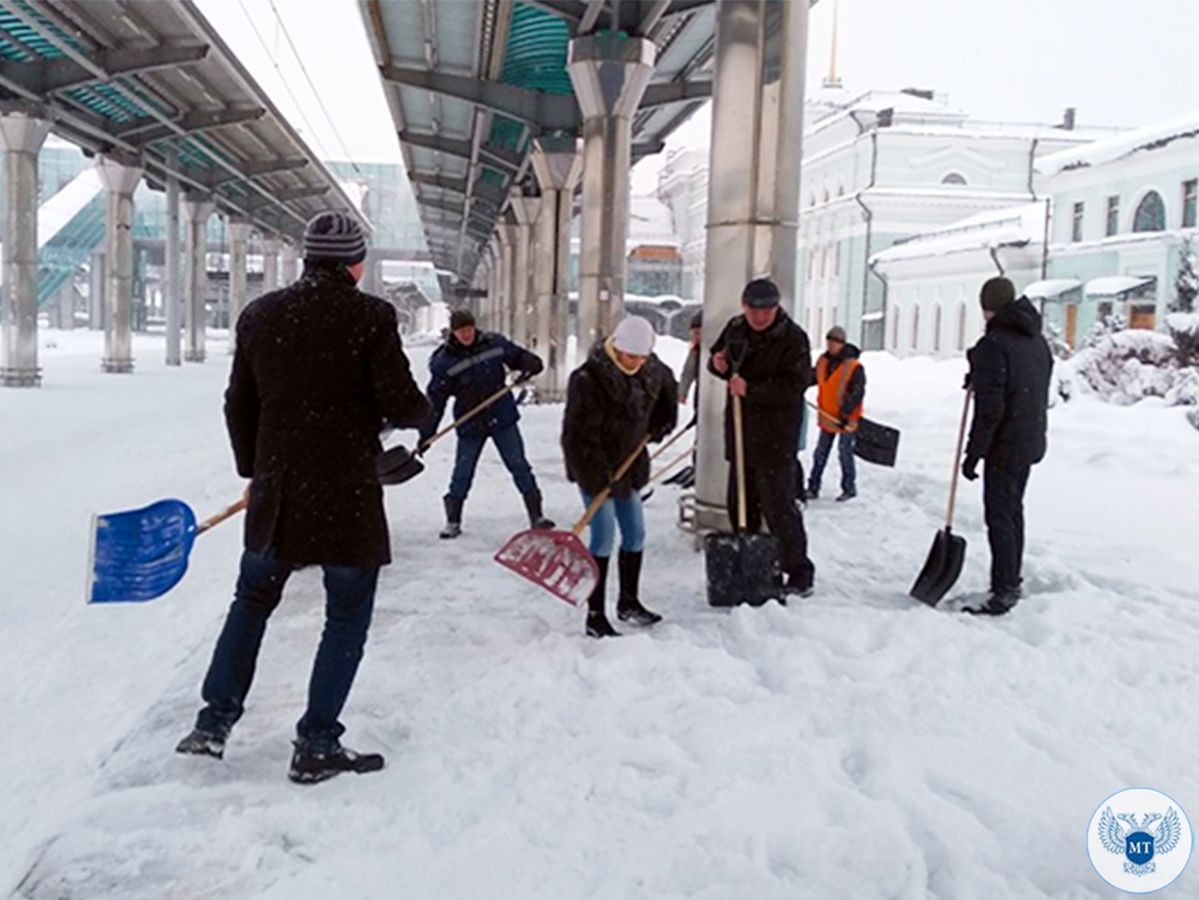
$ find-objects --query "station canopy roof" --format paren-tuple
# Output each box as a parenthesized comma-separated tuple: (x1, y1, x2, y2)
(361, 0, 801, 289)
(0, 0, 368, 242)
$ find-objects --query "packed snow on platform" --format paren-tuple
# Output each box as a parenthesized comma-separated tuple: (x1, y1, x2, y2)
(2, 329, 1197, 900)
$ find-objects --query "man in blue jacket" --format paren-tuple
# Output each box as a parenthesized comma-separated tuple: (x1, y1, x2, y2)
(422, 310, 553, 539)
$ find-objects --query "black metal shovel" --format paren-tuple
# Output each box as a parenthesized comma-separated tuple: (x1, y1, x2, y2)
(910, 390, 972, 606)
(704, 375, 782, 607)
(377, 381, 518, 486)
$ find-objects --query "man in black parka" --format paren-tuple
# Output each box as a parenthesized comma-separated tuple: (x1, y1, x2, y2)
(962, 276, 1053, 616)
(177, 211, 429, 783)
(709, 278, 816, 596)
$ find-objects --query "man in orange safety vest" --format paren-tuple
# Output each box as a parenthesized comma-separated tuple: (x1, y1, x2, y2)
(806, 325, 866, 502)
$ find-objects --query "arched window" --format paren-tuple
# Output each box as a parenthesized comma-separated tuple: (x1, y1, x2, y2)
(891, 307, 900, 350)
(822, 189, 830, 204)
(933, 304, 943, 353)
(837, 185, 845, 198)
(957, 302, 968, 350)
(910, 306, 921, 350)
(942, 173, 967, 186)
(1133, 191, 1166, 232)
(816, 307, 824, 339)
(809, 194, 816, 208)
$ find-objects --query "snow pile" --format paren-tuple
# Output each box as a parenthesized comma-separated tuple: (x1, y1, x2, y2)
(1060, 318, 1199, 407)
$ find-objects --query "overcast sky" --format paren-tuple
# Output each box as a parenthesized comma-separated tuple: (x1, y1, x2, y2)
(196, 0, 1199, 193)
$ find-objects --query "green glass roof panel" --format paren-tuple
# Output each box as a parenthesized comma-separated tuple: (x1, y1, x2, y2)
(502, 4, 573, 96)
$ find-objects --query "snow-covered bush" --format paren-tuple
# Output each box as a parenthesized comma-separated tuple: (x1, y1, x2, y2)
(1170, 237, 1198, 313)
(1081, 311, 1128, 349)
(1166, 312, 1199, 366)
(1060, 329, 1195, 406)
(1045, 323, 1073, 361)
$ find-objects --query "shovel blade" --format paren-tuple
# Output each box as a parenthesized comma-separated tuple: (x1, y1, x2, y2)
(89, 499, 198, 603)
(704, 531, 782, 607)
(494, 529, 599, 607)
(376, 444, 425, 486)
(854, 417, 901, 468)
(910, 526, 967, 606)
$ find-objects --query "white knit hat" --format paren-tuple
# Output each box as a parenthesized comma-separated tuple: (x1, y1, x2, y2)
(612, 316, 656, 356)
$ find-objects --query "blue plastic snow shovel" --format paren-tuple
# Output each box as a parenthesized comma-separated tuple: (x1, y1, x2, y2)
(87, 496, 247, 603)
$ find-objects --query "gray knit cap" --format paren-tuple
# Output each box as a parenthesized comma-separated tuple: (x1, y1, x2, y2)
(303, 211, 367, 265)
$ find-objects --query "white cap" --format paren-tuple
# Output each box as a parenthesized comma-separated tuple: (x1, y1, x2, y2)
(612, 316, 656, 356)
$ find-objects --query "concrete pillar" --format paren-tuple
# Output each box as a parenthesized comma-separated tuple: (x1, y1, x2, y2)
(509, 190, 539, 347)
(88, 250, 105, 330)
(495, 225, 515, 337)
(227, 219, 250, 352)
(183, 197, 213, 362)
(694, 0, 810, 532)
(54, 279, 75, 330)
(281, 242, 299, 285)
(262, 237, 280, 294)
(96, 159, 142, 374)
(531, 136, 581, 401)
(164, 155, 182, 366)
(567, 32, 655, 347)
(0, 112, 50, 387)
(487, 239, 501, 331)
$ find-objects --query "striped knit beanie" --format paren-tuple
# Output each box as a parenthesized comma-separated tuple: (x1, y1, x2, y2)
(303, 211, 367, 265)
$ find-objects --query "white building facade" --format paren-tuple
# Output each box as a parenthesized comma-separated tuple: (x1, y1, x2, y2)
(656, 86, 1104, 349)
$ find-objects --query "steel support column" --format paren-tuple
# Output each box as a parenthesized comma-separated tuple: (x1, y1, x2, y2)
(88, 251, 105, 330)
(164, 153, 183, 366)
(97, 159, 142, 374)
(183, 198, 213, 362)
(530, 136, 581, 401)
(496, 225, 516, 338)
(262, 237, 280, 294)
(0, 113, 50, 387)
(694, 0, 810, 532)
(567, 33, 655, 347)
(227, 219, 250, 351)
(509, 190, 539, 347)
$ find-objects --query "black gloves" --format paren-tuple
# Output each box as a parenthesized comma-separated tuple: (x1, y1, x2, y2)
(962, 456, 980, 481)
(962, 373, 972, 390)
(515, 370, 535, 385)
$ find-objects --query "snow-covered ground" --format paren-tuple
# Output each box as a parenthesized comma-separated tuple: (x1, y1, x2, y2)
(3, 329, 1197, 899)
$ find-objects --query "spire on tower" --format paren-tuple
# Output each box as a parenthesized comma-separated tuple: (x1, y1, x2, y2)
(823, 0, 843, 89)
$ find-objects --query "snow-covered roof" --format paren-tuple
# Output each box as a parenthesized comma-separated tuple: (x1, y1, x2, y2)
(628, 194, 679, 248)
(1024, 278, 1081, 300)
(1037, 110, 1199, 175)
(1084, 275, 1156, 297)
(870, 202, 1047, 266)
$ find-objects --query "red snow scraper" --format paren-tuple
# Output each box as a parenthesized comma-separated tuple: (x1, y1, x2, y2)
(910, 390, 971, 606)
(495, 424, 694, 606)
(88, 496, 247, 603)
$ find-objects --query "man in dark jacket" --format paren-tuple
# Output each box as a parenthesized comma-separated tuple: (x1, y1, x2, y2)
(421, 309, 552, 539)
(709, 278, 816, 596)
(807, 325, 867, 502)
(176, 211, 429, 784)
(962, 276, 1053, 616)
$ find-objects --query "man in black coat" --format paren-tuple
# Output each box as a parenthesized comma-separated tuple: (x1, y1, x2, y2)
(962, 276, 1053, 615)
(420, 309, 551, 539)
(709, 278, 816, 596)
(177, 211, 429, 783)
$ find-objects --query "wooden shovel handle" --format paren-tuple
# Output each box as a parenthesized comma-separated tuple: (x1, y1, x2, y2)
(571, 435, 652, 536)
(805, 400, 859, 434)
(196, 496, 249, 536)
(646, 444, 696, 487)
(946, 390, 972, 529)
(420, 382, 516, 451)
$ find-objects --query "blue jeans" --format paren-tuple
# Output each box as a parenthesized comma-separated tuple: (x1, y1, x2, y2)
(449, 423, 538, 501)
(581, 491, 646, 558)
(809, 429, 857, 495)
(196, 550, 379, 748)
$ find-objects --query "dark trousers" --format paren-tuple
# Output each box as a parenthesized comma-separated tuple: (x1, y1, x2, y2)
(983, 461, 1032, 593)
(448, 422, 538, 501)
(196, 549, 379, 748)
(727, 459, 815, 587)
(808, 429, 857, 494)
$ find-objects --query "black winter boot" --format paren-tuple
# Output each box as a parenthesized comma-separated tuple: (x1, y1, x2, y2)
(585, 556, 619, 638)
(288, 738, 385, 785)
(175, 723, 230, 760)
(440, 496, 463, 539)
(616, 550, 662, 626)
(522, 489, 555, 530)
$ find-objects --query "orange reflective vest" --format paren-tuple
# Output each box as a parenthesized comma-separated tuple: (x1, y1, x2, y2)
(815, 356, 863, 433)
